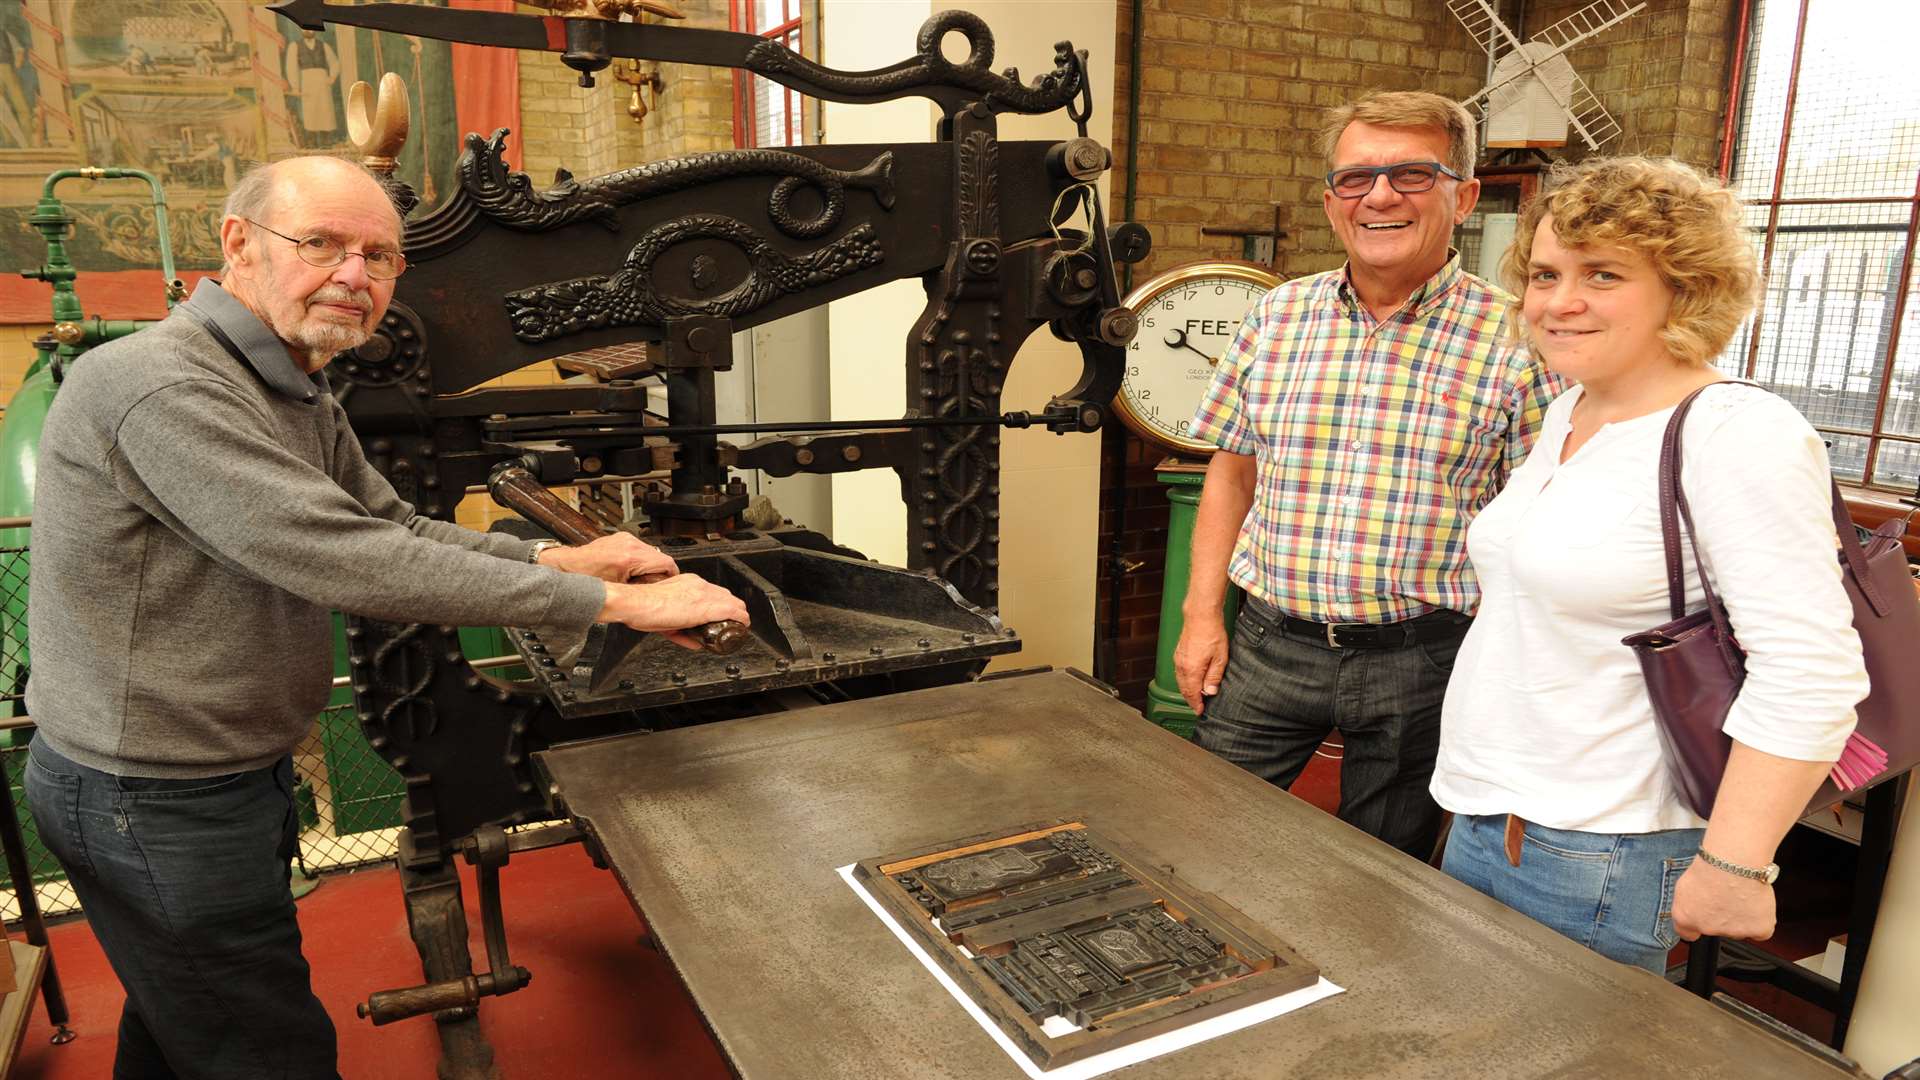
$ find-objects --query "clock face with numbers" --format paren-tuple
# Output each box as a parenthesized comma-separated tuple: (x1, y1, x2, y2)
(1114, 261, 1280, 456)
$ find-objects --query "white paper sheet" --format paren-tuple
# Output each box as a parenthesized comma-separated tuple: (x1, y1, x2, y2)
(837, 863, 1343, 1079)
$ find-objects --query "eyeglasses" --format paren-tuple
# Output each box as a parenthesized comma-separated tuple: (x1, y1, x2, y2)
(244, 218, 408, 280)
(1325, 161, 1465, 199)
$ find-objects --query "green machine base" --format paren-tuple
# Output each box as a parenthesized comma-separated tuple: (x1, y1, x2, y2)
(1144, 458, 1239, 740)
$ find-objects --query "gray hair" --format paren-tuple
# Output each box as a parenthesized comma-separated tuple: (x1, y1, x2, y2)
(1318, 91, 1478, 181)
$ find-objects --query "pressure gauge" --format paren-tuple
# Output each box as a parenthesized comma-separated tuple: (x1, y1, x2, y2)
(1113, 261, 1280, 456)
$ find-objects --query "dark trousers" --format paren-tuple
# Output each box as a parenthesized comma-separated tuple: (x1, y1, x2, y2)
(23, 737, 339, 1080)
(1195, 599, 1464, 859)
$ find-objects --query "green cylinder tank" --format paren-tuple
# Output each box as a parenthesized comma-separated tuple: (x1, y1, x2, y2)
(1144, 458, 1240, 739)
(0, 359, 55, 722)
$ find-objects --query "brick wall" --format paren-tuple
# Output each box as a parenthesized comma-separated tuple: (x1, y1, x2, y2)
(1113, 0, 1489, 284)
(616, 1, 738, 163)
(513, 3, 622, 186)
(1094, 0, 1738, 709)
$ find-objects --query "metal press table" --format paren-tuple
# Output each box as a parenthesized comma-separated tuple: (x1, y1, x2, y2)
(537, 669, 1854, 1079)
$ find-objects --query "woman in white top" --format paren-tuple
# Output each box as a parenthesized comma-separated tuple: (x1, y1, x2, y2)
(1430, 157, 1869, 972)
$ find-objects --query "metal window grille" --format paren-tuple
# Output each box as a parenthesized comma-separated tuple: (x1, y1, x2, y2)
(1717, 0, 1920, 490)
(731, 0, 805, 149)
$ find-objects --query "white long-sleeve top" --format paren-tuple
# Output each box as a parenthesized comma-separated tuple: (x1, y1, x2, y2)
(1431, 382, 1868, 833)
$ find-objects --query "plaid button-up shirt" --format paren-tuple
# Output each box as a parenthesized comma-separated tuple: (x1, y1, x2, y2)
(1190, 255, 1561, 623)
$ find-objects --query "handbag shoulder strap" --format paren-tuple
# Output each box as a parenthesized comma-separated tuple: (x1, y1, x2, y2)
(1829, 478, 1891, 615)
(1659, 385, 1725, 620)
(1659, 380, 1881, 620)
(1658, 380, 1767, 622)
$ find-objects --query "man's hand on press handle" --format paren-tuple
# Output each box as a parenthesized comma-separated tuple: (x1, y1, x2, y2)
(598, 573, 751, 651)
(537, 532, 678, 583)
(1173, 614, 1231, 716)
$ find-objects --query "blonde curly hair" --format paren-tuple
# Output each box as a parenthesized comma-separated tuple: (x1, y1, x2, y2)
(1500, 157, 1760, 367)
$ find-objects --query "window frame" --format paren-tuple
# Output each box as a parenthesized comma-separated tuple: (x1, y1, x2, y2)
(1724, 0, 1920, 491)
(730, 0, 805, 149)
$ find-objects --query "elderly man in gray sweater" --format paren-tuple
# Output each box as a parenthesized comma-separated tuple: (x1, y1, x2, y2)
(23, 155, 748, 1079)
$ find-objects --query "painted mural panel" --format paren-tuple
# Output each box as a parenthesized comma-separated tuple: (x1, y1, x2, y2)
(0, 0, 465, 321)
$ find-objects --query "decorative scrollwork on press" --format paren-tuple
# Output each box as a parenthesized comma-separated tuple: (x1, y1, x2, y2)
(348, 620, 439, 744)
(744, 10, 1083, 115)
(331, 299, 427, 388)
(931, 328, 1002, 595)
(957, 130, 999, 239)
(909, 300, 1006, 602)
(503, 215, 884, 343)
(456, 129, 894, 239)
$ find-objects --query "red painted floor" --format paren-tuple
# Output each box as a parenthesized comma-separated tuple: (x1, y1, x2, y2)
(8, 843, 731, 1080)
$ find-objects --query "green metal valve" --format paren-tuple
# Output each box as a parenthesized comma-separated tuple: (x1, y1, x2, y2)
(18, 167, 185, 369)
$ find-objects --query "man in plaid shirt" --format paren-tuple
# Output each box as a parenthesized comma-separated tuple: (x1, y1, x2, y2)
(1175, 92, 1560, 859)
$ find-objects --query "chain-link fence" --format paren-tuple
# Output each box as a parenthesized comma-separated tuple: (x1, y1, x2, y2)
(0, 529, 408, 923)
(290, 704, 406, 878)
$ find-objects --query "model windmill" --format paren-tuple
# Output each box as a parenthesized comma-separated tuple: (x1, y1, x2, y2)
(1448, 0, 1647, 151)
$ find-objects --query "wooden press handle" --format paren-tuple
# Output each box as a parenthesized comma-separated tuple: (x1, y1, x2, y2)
(487, 465, 603, 546)
(486, 463, 749, 655)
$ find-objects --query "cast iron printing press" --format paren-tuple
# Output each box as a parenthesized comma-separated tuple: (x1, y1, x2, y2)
(264, 1, 1145, 1071)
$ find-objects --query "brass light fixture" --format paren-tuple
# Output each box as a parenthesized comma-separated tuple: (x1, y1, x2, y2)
(611, 57, 666, 124)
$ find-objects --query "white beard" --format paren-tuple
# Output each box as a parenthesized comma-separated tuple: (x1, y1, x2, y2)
(270, 283, 374, 369)
(287, 319, 370, 367)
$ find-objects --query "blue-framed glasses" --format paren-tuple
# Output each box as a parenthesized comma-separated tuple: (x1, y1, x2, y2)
(1325, 161, 1465, 199)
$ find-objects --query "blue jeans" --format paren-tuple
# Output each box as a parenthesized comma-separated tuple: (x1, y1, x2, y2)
(1194, 599, 1463, 859)
(1443, 812, 1703, 972)
(23, 737, 338, 1080)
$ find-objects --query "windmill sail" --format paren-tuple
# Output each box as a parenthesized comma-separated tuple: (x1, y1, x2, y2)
(1450, 0, 1646, 151)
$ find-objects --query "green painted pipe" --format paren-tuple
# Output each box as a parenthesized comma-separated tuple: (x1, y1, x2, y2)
(19, 167, 184, 371)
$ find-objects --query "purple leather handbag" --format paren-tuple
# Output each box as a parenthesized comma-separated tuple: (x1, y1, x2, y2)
(1621, 383, 1918, 820)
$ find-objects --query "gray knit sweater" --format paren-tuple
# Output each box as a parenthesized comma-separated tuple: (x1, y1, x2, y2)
(26, 280, 605, 777)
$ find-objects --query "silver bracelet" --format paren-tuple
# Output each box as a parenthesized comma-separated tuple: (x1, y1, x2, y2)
(527, 539, 563, 564)
(1696, 848, 1779, 885)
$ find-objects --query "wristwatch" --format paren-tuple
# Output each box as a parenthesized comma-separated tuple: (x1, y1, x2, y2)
(527, 539, 563, 564)
(1696, 848, 1780, 885)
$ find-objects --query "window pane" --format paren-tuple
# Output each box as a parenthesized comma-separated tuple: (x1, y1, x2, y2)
(1872, 248, 1920, 442)
(1778, 0, 1920, 199)
(1871, 251, 1920, 489)
(1730, 0, 1798, 195)
(1826, 432, 1869, 484)
(1740, 202, 1912, 435)
(735, 13, 804, 148)
(754, 75, 788, 148)
(1732, 0, 1920, 490)
(1872, 437, 1920, 490)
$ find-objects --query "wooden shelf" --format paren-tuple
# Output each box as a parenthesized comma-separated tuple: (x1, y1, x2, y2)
(0, 939, 47, 1078)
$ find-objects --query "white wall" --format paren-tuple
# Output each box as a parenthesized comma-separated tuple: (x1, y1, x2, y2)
(820, 0, 934, 566)
(818, 1, 1117, 672)
(1847, 786, 1920, 1075)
